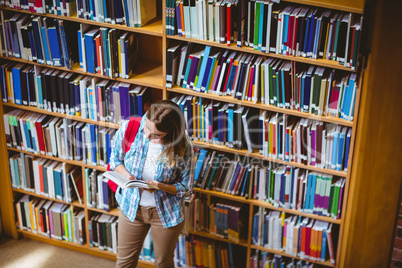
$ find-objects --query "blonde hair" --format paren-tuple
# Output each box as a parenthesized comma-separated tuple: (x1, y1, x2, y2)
(146, 100, 187, 167)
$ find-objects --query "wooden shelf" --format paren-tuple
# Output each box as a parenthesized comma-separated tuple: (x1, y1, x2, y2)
(194, 188, 341, 224)
(87, 207, 120, 217)
(249, 199, 341, 224)
(7, 147, 108, 172)
(284, 0, 364, 14)
(12, 188, 85, 208)
(3, 103, 121, 129)
(0, 56, 164, 89)
(189, 230, 249, 247)
(192, 141, 348, 177)
(0, 6, 163, 36)
(167, 86, 354, 127)
(250, 244, 336, 267)
(167, 35, 354, 72)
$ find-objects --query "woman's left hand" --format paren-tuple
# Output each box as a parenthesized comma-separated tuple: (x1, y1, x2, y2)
(145, 180, 159, 193)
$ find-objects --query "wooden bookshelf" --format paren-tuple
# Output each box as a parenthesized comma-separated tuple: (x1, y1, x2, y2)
(0, 6, 164, 37)
(167, 35, 354, 72)
(167, 86, 354, 127)
(1, 1, 401, 268)
(0, 56, 164, 89)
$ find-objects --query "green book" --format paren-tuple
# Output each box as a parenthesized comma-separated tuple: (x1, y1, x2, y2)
(253, 2, 260, 50)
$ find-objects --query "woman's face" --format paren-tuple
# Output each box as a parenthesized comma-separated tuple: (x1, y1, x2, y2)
(144, 118, 168, 144)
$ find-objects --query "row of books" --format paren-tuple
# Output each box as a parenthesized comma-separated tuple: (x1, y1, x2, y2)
(175, 234, 246, 268)
(4, 110, 116, 167)
(0, 12, 79, 68)
(167, 43, 357, 121)
(88, 212, 118, 253)
(175, 95, 351, 172)
(252, 167, 345, 219)
(166, 1, 362, 69)
(14, 194, 86, 244)
(250, 252, 315, 268)
(191, 195, 248, 243)
(0, 63, 151, 123)
(252, 209, 336, 265)
(0, 13, 140, 78)
(9, 152, 83, 204)
(84, 168, 117, 212)
(0, 0, 157, 28)
(194, 149, 345, 218)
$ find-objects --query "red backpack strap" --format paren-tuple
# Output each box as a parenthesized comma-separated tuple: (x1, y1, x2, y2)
(107, 117, 141, 193)
(122, 117, 141, 153)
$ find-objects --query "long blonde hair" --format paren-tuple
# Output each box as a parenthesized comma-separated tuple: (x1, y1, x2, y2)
(146, 100, 187, 167)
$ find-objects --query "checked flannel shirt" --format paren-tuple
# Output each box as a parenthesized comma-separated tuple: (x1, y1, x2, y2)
(109, 114, 194, 228)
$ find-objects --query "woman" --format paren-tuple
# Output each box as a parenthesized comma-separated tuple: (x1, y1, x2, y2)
(109, 100, 194, 268)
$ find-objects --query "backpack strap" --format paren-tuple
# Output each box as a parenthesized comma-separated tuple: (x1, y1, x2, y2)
(107, 116, 141, 193)
(122, 117, 141, 153)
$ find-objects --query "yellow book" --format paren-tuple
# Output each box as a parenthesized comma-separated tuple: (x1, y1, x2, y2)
(192, 97, 197, 140)
(29, 201, 35, 232)
(323, 24, 330, 59)
(207, 60, 219, 93)
(208, 244, 216, 268)
(118, 40, 122, 77)
(6, 68, 11, 103)
(202, 242, 209, 268)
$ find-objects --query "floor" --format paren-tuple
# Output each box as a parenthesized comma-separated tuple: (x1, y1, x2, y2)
(0, 236, 116, 268)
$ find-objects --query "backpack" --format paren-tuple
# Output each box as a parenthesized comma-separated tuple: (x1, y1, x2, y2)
(107, 117, 141, 192)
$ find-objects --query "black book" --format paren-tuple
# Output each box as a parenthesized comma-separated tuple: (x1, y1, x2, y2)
(64, 72, 75, 115)
(248, 0, 255, 47)
(20, 65, 29, 106)
(261, 3, 268, 52)
(336, 13, 349, 63)
(27, 67, 36, 106)
(197, 151, 211, 188)
(318, 10, 331, 59)
(50, 69, 60, 113)
(270, 8, 279, 53)
(58, 71, 67, 113)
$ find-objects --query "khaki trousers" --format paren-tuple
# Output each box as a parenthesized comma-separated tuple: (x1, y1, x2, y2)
(116, 207, 184, 268)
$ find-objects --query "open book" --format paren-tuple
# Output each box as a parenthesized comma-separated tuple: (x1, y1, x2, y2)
(102, 171, 159, 190)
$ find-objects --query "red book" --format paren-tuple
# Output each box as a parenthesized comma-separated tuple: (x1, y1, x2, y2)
(35, 119, 45, 154)
(305, 221, 313, 258)
(349, 27, 356, 67)
(38, 161, 44, 194)
(292, 17, 299, 55)
(287, 15, 294, 55)
(227, 4, 232, 45)
(95, 36, 101, 74)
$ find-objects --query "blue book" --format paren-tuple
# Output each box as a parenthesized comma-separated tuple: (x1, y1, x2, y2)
(121, 0, 130, 27)
(195, 46, 211, 90)
(229, 164, 242, 192)
(102, 180, 109, 211)
(309, 173, 317, 212)
(47, 27, 62, 66)
(258, 2, 264, 51)
(27, 31, 37, 61)
(282, 12, 289, 54)
(40, 27, 52, 65)
(281, 69, 286, 107)
(182, 57, 193, 88)
(78, 30, 83, 68)
(53, 167, 63, 200)
(321, 230, 328, 261)
(337, 129, 346, 171)
(303, 15, 311, 56)
(56, 0, 61, 15)
(84, 29, 99, 73)
(22, 121, 32, 151)
(106, 132, 111, 163)
(240, 168, 250, 197)
(331, 129, 339, 170)
(119, 84, 130, 121)
(227, 107, 234, 145)
(0, 65, 6, 102)
(12, 65, 23, 105)
(75, 126, 82, 161)
(228, 243, 234, 268)
(42, 164, 48, 195)
(176, 3, 182, 36)
(89, 124, 97, 165)
(307, 12, 316, 56)
(225, 64, 238, 94)
(31, 19, 45, 64)
(300, 74, 305, 110)
(344, 129, 351, 172)
(304, 173, 312, 212)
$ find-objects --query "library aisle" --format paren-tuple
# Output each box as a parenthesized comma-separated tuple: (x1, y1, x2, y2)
(0, 236, 115, 268)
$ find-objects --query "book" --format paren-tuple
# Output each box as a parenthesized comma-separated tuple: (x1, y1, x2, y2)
(102, 171, 159, 190)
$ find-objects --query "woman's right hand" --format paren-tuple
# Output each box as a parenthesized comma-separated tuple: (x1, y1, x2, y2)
(114, 164, 137, 181)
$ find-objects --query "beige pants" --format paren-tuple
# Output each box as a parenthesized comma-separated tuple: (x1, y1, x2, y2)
(116, 206, 184, 268)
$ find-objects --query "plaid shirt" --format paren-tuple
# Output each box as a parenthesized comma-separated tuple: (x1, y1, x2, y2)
(109, 114, 194, 228)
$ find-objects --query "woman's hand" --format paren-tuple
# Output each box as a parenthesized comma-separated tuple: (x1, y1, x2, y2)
(114, 164, 137, 180)
(145, 180, 158, 193)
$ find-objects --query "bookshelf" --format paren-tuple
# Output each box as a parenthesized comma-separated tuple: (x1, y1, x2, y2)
(0, 0, 401, 267)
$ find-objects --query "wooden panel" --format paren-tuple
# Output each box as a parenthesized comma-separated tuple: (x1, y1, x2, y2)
(339, 0, 402, 266)
(285, 0, 364, 13)
(0, 102, 18, 238)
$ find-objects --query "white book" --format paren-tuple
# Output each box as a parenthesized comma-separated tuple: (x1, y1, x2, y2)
(102, 171, 159, 190)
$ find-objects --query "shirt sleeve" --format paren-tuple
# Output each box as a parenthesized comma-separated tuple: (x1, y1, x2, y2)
(174, 138, 195, 198)
(109, 121, 129, 171)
